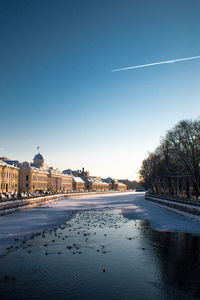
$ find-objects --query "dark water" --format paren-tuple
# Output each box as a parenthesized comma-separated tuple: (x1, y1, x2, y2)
(1, 209, 200, 300)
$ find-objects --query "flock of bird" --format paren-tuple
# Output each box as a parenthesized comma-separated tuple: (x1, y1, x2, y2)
(2, 209, 147, 282)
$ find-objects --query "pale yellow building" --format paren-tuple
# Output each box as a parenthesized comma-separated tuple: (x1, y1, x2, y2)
(0, 161, 19, 193)
(19, 152, 72, 193)
(2, 152, 123, 195)
(113, 180, 127, 191)
(48, 169, 72, 192)
(72, 177, 85, 191)
(19, 162, 49, 193)
(85, 178, 110, 191)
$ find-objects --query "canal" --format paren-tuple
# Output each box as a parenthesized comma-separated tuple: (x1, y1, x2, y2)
(0, 205, 200, 299)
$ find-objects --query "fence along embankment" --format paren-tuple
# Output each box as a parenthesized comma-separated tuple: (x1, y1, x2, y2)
(145, 194, 200, 216)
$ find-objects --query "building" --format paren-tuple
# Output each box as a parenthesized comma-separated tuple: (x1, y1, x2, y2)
(48, 169, 72, 192)
(63, 167, 89, 178)
(19, 162, 49, 193)
(19, 153, 73, 193)
(84, 178, 110, 191)
(0, 158, 21, 168)
(30, 153, 47, 169)
(0, 160, 19, 193)
(117, 182, 127, 190)
(72, 177, 85, 191)
(112, 179, 127, 190)
(103, 178, 127, 190)
(90, 176, 102, 181)
(1, 152, 128, 195)
(63, 168, 112, 191)
(118, 179, 144, 191)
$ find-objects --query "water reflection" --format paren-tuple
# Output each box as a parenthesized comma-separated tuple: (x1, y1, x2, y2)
(145, 230, 200, 298)
(0, 209, 199, 300)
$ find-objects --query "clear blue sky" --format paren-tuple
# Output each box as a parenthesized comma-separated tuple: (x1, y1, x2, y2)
(1, 0, 200, 180)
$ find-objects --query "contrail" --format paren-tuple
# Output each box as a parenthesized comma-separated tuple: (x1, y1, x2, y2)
(111, 55, 200, 72)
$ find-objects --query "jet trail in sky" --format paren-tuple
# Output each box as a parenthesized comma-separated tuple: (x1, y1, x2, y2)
(111, 55, 200, 72)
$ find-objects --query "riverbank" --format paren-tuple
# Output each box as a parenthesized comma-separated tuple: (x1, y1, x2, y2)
(145, 194, 200, 218)
(0, 190, 131, 216)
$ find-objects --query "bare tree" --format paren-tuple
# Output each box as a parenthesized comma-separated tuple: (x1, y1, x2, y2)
(139, 118, 200, 200)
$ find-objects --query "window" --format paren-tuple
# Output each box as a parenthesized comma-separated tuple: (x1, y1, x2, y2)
(26, 175, 29, 181)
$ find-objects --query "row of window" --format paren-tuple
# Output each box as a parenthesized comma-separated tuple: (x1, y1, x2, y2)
(0, 183, 18, 190)
(0, 169, 18, 180)
(32, 176, 48, 181)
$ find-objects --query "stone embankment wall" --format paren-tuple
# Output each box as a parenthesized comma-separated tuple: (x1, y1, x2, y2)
(0, 191, 130, 216)
(145, 194, 200, 216)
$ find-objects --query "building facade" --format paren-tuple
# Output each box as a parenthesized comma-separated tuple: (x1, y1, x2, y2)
(19, 162, 49, 193)
(112, 180, 127, 190)
(0, 161, 19, 193)
(1, 153, 127, 195)
(84, 178, 110, 191)
(19, 157, 73, 194)
(48, 169, 72, 192)
(72, 177, 85, 191)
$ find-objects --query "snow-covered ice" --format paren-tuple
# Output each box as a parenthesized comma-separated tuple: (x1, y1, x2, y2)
(0, 191, 200, 255)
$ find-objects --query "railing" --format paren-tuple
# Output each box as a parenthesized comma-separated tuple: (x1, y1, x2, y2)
(146, 192, 200, 207)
